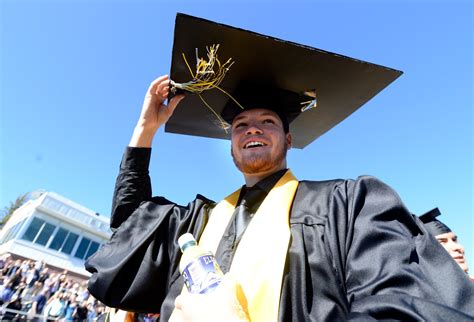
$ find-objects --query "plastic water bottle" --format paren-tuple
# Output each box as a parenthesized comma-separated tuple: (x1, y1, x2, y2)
(178, 233, 223, 294)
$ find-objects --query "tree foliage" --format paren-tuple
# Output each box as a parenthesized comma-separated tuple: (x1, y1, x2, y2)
(1, 193, 29, 226)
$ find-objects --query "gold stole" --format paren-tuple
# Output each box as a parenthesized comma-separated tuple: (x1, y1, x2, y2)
(198, 170, 299, 321)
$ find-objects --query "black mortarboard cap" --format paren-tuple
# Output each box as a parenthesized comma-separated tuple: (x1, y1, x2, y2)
(166, 13, 403, 148)
(418, 208, 452, 236)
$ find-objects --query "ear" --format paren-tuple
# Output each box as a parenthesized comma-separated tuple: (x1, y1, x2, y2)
(286, 133, 292, 150)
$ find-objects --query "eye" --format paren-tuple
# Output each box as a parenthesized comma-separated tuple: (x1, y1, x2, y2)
(234, 122, 247, 129)
(262, 119, 275, 124)
(437, 239, 447, 244)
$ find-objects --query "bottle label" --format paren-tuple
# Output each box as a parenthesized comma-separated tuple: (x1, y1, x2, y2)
(182, 253, 222, 294)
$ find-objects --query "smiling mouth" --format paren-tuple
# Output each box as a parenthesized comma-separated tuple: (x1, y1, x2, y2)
(244, 141, 267, 149)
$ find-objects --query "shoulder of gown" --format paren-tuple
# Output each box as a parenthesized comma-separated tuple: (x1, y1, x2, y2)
(283, 175, 473, 320)
(86, 193, 214, 313)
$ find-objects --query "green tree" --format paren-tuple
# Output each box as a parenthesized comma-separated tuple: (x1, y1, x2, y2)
(1, 193, 29, 226)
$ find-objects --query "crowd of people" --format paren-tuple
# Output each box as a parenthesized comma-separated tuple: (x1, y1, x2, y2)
(0, 255, 106, 321)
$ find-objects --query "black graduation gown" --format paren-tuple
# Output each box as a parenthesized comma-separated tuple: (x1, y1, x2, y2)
(86, 148, 474, 321)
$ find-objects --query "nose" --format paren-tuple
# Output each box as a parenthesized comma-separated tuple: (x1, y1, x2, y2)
(454, 242, 464, 254)
(245, 125, 263, 135)
(449, 240, 464, 255)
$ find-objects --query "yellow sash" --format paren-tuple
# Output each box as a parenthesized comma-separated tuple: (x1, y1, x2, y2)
(199, 170, 299, 321)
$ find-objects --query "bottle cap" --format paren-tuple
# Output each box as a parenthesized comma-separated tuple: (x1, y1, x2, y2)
(178, 233, 197, 251)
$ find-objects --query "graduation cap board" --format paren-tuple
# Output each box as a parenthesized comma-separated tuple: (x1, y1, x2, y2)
(166, 13, 403, 149)
(418, 208, 452, 236)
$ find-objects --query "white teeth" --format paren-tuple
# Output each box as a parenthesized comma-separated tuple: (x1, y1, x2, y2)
(245, 141, 265, 148)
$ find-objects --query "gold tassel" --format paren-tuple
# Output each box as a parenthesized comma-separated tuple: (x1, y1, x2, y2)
(171, 45, 244, 131)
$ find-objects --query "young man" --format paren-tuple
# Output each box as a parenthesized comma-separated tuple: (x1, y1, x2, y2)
(86, 14, 474, 321)
(437, 232, 470, 274)
(419, 208, 471, 277)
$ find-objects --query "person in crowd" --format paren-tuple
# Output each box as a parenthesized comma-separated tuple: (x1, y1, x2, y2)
(0, 257, 11, 277)
(73, 300, 89, 321)
(0, 254, 11, 271)
(6, 260, 21, 278)
(86, 302, 97, 322)
(419, 208, 471, 278)
(77, 281, 90, 303)
(34, 260, 44, 273)
(37, 267, 50, 284)
(0, 280, 15, 305)
(86, 15, 474, 321)
(20, 280, 43, 303)
(28, 288, 49, 321)
(25, 266, 39, 288)
(59, 271, 68, 284)
(95, 305, 108, 322)
(8, 271, 22, 290)
(68, 282, 80, 297)
(14, 281, 28, 301)
(1, 294, 22, 321)
(19, 260, 31, 280)
(45, 273, 60, 296)
(43, 291, 66, 321)
(63, 294, 78, 321)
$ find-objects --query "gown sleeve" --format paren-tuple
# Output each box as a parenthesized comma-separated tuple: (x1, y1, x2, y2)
(85, 147, 213, 313)
(110, 147, 153, 230)
(341, 176, 474, 320)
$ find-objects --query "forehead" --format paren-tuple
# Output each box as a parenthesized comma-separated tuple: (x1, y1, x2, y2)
(436, 232, 457, 240)
(232, 108, 281, 123)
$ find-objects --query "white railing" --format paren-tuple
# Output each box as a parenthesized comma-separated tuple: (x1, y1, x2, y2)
(0, 305, 43, 321)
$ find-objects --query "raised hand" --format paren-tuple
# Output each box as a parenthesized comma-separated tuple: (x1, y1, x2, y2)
(130, 75, 185, 147)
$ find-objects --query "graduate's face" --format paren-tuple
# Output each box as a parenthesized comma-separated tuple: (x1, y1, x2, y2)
(436, 232, 469, 273)
(230, 108, 292, 174)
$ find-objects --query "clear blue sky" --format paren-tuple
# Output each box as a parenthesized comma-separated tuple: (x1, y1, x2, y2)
(1, 1, 472, 270)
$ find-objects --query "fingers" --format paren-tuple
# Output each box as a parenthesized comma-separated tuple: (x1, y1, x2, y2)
(172, 280, 248, 322)
(167, 94, 185, 115)
(147, 75, 170, 102)
(220, 273, 238, 291)
(147, 75, 168, 92)
(156, 81, 170, 97)
(174, 294, 185, 310)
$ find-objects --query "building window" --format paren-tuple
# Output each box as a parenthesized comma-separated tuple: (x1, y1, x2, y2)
(21, 218, 56, 246)
(0, 219, 26, 244)
(21, 217, 102, 260)
(74, 238, 91, 259)
(74, 238, 100, 260)
(22, 218, 45, 242)
(35, 223, 56, 246)
(49, 228, 79, 255)
(85, 241, 100, 259)
(61, 232, 79, 255)
(49, 228, 69, 250)
(12, 219, 26, 239)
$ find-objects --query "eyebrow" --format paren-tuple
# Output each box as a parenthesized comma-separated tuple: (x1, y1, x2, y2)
(233, 112, 279, 123)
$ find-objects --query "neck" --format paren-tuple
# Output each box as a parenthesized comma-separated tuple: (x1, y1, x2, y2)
(243, 166, 286, 187)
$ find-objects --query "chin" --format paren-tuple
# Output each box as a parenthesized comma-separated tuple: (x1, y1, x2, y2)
(459, 263, 469, 273)
(231, 146, 287, 175)
(236, 156, 275, 174)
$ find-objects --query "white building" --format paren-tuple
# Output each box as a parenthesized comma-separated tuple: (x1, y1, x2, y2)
(0, 192, 111, 279)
